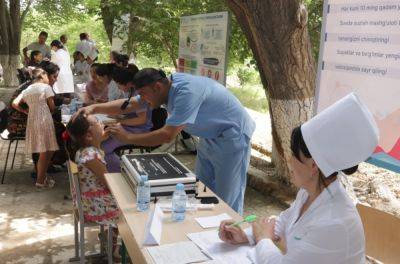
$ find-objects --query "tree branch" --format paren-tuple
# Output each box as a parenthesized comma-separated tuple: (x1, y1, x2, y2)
(21, 0, 33, 23)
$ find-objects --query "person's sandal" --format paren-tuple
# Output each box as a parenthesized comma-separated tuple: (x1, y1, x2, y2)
(35, 178, 55, 189)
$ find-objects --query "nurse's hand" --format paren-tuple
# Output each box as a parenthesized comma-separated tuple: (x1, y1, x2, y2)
(218, 220, 249, 245)
(252, 217, 277, 244)
(105, 123, 131, 143)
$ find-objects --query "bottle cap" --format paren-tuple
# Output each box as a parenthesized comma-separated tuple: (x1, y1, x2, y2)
(176, 183, 184, 190)
(140, 174, 148, 182)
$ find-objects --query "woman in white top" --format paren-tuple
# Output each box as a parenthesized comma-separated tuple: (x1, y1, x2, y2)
(219, 93, 379, 264)
(73, 51, 90, 84)
(50, 40, 74, 94)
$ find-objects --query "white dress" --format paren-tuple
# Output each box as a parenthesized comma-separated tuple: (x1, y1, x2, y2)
(246, 178, 365, 264)
(52, 49, 74, 93)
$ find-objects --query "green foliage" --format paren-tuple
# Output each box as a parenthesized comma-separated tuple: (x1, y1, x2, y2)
(304, 0, 324, 61)
(237, 67, 258, 86)
(21, 0, 111, 62)
(19, 0, 324, 113)
(228, 84, 268, 113)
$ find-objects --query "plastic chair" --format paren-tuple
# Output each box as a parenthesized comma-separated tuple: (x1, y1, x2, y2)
(357, 203, 400, 264)
(1, 129, 25, 184)
(66, 160, 114, 264)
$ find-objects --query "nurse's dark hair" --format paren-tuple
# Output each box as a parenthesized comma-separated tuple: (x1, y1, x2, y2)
(112, 64, 139, 85)
(290, 126, 358, 186)
(50, 40, 64, 49)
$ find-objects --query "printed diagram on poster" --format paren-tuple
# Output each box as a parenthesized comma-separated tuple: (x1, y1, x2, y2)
(316, 0, 400, 172)
(178, 11, 229, 85)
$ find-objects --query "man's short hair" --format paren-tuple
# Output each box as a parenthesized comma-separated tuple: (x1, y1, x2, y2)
(39, 31, 48, 38)
(60, 34, 67, 41)
(79, 33, 88, 40)
(132, 68, 168, 89)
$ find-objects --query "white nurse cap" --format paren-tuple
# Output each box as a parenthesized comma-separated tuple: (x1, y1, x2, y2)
(301, 93, 379, 177)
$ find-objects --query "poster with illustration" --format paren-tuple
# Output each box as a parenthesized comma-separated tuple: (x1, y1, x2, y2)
(178, 11, 229, 85)
(316, 0, 400, 172)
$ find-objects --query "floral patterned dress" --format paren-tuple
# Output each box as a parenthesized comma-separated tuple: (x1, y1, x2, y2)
(75, 147, 120, 225)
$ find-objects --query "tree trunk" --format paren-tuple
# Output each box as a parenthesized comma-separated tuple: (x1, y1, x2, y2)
(226, 0, 316, 181)
(0, 0, 27, 87)
(100, 0, 115, 44)
(0, 54, 19, 86)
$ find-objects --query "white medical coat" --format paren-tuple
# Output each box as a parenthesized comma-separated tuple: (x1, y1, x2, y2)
(246, 178, 365, 264)
(52, 49, 74, 94)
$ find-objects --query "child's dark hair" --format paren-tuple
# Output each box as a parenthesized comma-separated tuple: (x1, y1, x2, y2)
(30, 50, 42, 62)
(31, 68, 47, 83)
(112, 64, 139, 85)
(115, 53, 129, 67)
(290, 126, 358, 189)
(65, 112, 90, 160)
(39, 61, 60, 75)
(50, 40, 64, 49)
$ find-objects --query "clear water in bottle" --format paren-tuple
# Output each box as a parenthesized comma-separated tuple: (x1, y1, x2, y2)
(172, 183, 187, 221)
(137, 174, 150, 212)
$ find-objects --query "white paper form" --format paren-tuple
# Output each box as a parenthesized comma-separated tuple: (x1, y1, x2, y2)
(195, 213, 232, 229)
(147, 241, 210, 264)
(143, 205, 164, 245)
(187, 230, 252, 264)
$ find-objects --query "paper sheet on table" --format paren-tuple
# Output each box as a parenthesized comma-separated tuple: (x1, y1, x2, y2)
(147, 241, 210, 264)
(143, 205, 163, 245)
(195, 213, 232, 228)
(187, 230, 252, 264)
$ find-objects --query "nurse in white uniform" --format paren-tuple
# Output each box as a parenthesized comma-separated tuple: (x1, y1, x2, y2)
(50, 40, 74, 94)
(219, 93, 379, 264)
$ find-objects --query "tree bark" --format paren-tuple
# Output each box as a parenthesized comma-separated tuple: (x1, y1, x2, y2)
(0, 0, 26, 87)
(0, 54, 19, 86)
(100, 0, 115, 44)
(226, 0, 316, 182)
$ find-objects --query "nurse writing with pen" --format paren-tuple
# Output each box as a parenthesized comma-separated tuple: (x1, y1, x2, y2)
(219, 93, 379, 263)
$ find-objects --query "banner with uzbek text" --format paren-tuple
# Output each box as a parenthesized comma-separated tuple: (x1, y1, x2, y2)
(316, 0, 400, 172)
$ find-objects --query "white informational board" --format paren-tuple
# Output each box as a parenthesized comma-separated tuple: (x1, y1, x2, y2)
(178, 11, 229, 85)
(316, 0, 400, 173)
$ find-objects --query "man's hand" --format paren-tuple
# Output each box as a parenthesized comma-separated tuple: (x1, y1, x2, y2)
(105, 123, 131, 143)
(78, 105, 96, 116)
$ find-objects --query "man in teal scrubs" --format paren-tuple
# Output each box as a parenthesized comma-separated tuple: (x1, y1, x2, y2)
(106, 68, 255, 214)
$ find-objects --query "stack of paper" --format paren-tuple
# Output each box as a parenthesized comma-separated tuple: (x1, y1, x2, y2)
(147, 241, 210, 264)
(187, 230, 252, 264)
(195, 213, 232, 228)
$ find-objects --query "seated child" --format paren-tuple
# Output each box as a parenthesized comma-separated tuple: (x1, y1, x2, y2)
(65, 112, 120, 260)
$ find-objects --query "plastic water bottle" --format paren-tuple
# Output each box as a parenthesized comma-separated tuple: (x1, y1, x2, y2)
(137, 174, 150, 212)
(69, 99, 77, 114)
(172, 183, 187, 221)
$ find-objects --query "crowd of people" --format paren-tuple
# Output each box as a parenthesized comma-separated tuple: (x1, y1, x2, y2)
(10, 31, 156, 261)
(7, 29, 380, 263)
